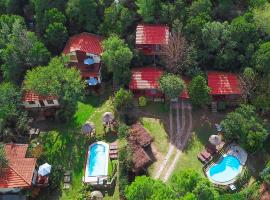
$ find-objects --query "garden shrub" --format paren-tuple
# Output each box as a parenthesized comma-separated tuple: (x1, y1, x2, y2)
(138, 96, 147, 107)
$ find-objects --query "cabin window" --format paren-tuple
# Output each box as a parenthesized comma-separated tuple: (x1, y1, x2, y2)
(28, 101, 35, 105)
(47, 100, 54, 105)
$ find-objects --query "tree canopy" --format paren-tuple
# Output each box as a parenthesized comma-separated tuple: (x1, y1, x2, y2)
(221, 104, 268, 152)
(188, 75, 211, 107)
(102, 35, 133, 89)
(159, 74, 185, 99)
(24, 57, 85, 120)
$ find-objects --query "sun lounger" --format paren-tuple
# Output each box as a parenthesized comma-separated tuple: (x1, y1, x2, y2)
(197, 154, 206, 163)
(201, 150, 212, 160)
(205, 144, 217, 154)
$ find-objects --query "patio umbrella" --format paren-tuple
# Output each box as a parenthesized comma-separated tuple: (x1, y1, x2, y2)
(82, 121, 95, 135)
(38, 163, 52, 176)
(84, 57, 94, 65)
(209, 135, 222, 146)
(87, 77, 98, 86)
(90, 190, 103, 200)
(102, 112, 114, 124)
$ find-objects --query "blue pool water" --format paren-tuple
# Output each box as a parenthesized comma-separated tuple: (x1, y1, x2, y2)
(88, 143, 108, 177)
(209, 155, 241, 183)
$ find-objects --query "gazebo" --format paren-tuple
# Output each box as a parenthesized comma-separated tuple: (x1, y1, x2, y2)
(82, 121, 96, 137)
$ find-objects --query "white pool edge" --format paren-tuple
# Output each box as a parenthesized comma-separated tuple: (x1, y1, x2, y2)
(83, 141, 109, 184)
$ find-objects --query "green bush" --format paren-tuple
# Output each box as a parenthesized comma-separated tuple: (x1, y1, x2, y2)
(138, 96, 147, 107)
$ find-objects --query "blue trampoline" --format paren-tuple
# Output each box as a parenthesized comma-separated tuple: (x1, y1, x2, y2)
(87, 77, 98, 86)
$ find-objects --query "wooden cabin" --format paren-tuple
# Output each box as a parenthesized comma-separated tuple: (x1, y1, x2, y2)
(136, 24, 169, 55)
(63, 32, 104, 86)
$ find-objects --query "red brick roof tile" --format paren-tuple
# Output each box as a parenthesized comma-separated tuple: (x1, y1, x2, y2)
(22, 91, 57, 102)
(63, 32, 103, 55)
(0, 144, 36, 189)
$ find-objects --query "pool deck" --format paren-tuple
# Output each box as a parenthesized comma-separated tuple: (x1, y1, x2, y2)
(83, 141, 110, 185)
(205, 144, 248, 186)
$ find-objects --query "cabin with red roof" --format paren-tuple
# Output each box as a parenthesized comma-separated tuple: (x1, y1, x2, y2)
(22, 91, 59, 109)
(136, 24, 169, 55)
(63, 32, 104, 86)
(207, 71, 242, 106)
(129, 67, 189, 101)
(0, 144, 37, 194)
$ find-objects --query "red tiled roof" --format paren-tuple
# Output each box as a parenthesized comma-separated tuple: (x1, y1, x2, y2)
(23, 91, 57, 102)
(136, 24, 169, 45)
(63, 32, 103, 55)
(0, 144, 36, 189)
(207, 71, 241, 95)
(129, 67, 163, 90)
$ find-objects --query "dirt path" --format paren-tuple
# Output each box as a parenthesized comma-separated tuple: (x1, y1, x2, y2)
(154, 102, 176, 179)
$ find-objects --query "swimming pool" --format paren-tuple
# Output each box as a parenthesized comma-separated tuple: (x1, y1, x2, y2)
(206, 154, 242, 185)
(84, 141, 109, 184)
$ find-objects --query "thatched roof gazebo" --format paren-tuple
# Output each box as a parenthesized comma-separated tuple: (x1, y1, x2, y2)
(82, 121, 95, 136)
(102, 112, 114, 124)
(90, 190, 103, 200)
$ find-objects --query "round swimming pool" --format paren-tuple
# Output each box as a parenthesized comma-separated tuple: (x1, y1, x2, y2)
(207, 155, 242, 185)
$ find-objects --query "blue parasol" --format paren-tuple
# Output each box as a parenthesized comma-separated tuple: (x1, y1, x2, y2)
(84, 58, 94, 65)
(87, 77, 98, 86)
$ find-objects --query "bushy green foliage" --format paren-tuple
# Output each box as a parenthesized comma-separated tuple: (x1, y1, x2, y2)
(159, 74, 185, 99)
(24, 57, 85, 120)
(221, 104, 268, 152)
(188, 75, 211, 107)
(0, 19, 50, 83)
(125, 176, 176, 200)
(118, 123, 130, 139)
(260, 160, 270, 185)
(253, 3, 270, 35)
(136, 0, 160, 23)
(66, 0, 99, 33)
(252, 42, 270, 74)
(201, 21, 237, 70)
(99, 2, 134, 37)
(0, 143, 8, 175)
(102, 35, 133, 88)
(0, 82, 21, 120)
(138, 96, 147, 107)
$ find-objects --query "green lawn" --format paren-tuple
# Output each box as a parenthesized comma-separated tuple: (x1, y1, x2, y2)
(169, 111, 218, 182)
(37, 91, 119, 200)
(142, 117, 169, 155)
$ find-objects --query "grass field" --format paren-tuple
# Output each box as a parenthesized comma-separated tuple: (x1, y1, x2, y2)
(37, 89, 119, 200)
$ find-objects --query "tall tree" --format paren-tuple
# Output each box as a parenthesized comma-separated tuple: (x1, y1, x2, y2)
(161, 32, 197, 74)
(24, 57, 85, 120)
(159, 74, 185, 99)
(252, 42, 270, 74)
(44, 22, 68, 54)
(66, 0, 99, 33)
(201, 21, 237, 70)
(102, 35, 133, 89)
(188, 75, 211, 107)
(99, 2, 134, 37)
(221, 104, 268, 152)
(0, 82, 21, 120)
(253, 3, 270, 35)
(135, 0, 160, 23)
(1, 20, 50, 83)
(125, 176, 176, 200)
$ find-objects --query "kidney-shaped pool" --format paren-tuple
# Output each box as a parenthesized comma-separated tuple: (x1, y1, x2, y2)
(206, 154, 242, 185)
